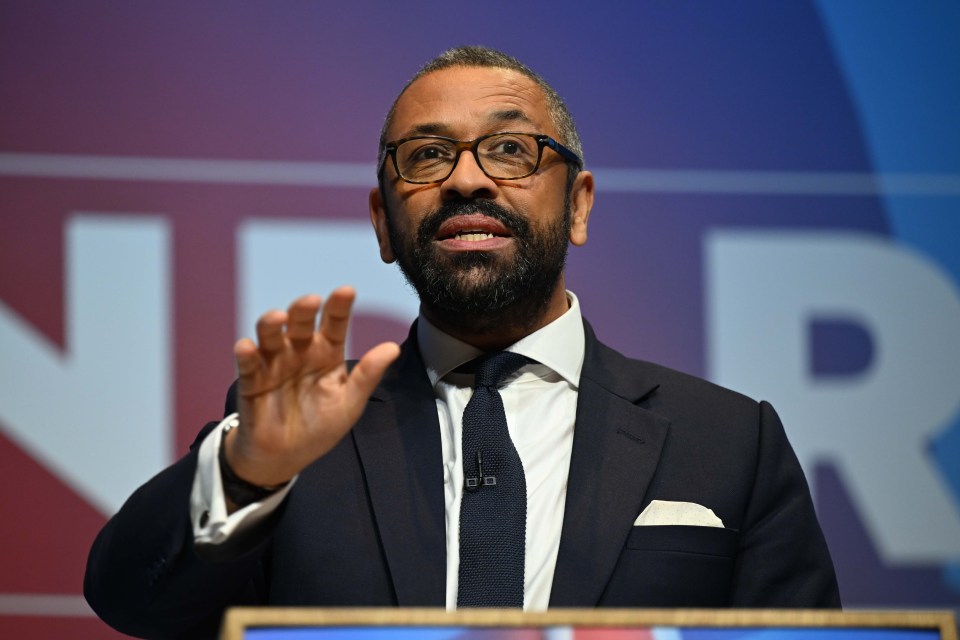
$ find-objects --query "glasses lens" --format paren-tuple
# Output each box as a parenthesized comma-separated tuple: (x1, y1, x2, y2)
(396, 138, 457, 182)
(478, 134, 539, 179)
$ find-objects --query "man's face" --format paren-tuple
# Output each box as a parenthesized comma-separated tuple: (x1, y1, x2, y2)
(369, 66, 592, 336)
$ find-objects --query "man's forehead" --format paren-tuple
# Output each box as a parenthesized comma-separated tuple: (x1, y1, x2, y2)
(388, 66, 551, 139)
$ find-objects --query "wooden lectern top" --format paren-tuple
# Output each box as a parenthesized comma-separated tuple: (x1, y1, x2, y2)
(220, 607, 958, 640)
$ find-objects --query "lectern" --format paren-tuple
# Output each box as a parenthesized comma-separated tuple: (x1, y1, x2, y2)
(218, 608, 957, 640)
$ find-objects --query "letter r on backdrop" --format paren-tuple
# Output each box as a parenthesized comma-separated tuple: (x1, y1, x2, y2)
(707, 231, 960, 563)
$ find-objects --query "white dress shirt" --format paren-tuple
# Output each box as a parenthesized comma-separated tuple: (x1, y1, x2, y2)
(418, 292, 584, 610)
(191, 292, 585, 611)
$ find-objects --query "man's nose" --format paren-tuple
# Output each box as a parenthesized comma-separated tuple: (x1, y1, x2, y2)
(440, 151, 499, 200)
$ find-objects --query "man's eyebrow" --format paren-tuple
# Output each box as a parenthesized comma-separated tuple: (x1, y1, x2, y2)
(406, 122, 448, 137)
(487, 109, 535, 127)
(399, 110, 536, 139)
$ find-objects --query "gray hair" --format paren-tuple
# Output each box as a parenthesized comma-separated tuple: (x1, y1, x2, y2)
(377, 46, 584, 184)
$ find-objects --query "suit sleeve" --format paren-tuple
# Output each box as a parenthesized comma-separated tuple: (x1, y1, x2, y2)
(728, 400, 842, 607)
(84, 391, 280, 639)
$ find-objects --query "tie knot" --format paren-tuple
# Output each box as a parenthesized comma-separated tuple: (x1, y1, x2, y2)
(473, 352, 531, 389)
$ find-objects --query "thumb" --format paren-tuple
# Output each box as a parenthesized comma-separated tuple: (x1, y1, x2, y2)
(344, 341, 402, 416)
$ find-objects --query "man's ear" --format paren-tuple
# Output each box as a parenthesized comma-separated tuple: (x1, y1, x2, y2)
(369, 187, 396, 263)
(568, 170, 594, 247)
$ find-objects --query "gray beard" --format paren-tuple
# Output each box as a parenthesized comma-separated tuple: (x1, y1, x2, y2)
(386, 197, 570, 337)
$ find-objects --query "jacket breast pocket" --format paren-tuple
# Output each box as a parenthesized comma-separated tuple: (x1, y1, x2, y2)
(625, 524, 739, 556)
(598, 525, 740, 607)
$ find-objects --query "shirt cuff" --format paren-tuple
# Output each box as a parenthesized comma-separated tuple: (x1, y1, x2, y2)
(190, 413, 297, 546)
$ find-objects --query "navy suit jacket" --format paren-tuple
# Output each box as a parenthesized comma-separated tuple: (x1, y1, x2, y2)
(85, 321, 840, 639)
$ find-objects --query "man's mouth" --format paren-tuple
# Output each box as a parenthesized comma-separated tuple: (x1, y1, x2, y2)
(434, 214, 513, 249)
(449, 230, 497, 242)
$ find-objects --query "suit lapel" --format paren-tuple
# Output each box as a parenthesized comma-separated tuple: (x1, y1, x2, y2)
(349, 320, 669, 607)
(351, 328, 447, 606)
(550, 323, 670, 606)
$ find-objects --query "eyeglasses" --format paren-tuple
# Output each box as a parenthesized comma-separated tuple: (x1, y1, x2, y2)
(379, 132, 583, 184)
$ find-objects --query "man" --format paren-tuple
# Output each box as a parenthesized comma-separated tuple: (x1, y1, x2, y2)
(85, 46, 840, 639)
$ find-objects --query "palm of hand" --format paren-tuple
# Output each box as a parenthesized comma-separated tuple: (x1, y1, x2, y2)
(227, 288, 400, 487)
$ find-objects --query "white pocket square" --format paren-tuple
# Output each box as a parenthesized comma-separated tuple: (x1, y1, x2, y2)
(634, 500, 724, 528)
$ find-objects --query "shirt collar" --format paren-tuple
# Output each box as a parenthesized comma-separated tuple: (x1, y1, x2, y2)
(417, 291, 585, 389)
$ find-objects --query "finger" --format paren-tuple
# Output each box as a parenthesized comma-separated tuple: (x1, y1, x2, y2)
(344, 341, 401, 416)
(286, 294, 323, 346)
(256, 309, 288, 355)
(234, 337, 262, 378)
(318, 286, 356, 348)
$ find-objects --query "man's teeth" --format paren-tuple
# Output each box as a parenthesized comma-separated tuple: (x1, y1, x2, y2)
(455, 231, 494, 241)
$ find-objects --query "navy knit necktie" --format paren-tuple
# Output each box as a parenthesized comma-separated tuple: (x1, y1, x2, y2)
(457, 351, 530, 608)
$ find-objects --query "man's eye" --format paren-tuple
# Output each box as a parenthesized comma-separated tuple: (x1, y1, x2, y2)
(408, 144, 451, 163)
(485, 137, 533, 158)
(490, 139, 527, 155)
(414, 148, 440, 160)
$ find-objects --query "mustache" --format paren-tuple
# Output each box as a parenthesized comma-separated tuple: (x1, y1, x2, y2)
(416, 198, 531, 245)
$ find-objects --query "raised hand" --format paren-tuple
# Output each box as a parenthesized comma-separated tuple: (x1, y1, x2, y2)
(224, 287, 400, 489)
